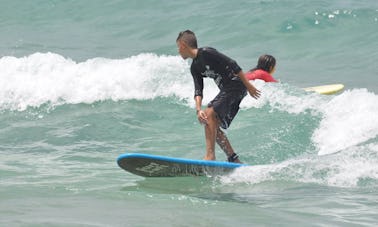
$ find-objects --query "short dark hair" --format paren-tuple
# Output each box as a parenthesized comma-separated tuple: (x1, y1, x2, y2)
(176, 30, 198, 48)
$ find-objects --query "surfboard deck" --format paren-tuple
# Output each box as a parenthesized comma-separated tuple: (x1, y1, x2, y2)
(117, 153, 246, 177)
(303, 84, 344, 95)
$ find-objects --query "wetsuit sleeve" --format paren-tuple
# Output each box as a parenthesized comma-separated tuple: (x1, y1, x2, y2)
(204, 48, 242, 74)
(190, 65, 204, 97)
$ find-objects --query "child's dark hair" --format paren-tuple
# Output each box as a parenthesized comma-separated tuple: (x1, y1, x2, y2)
(251, 54, 276, 72)
(176, 30, 198, 48)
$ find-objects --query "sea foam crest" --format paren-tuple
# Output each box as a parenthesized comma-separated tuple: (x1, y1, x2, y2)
(220, 143, 378, 188)
(244, 82, 378, 156)
(0, 52, 333, 112)
(0, 52, 192, 111)
(312, 89, 378, 155)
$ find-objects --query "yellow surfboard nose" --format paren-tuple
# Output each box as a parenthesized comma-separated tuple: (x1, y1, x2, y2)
(303, 84, 344, 95)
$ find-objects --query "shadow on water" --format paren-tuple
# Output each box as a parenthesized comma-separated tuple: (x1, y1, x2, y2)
(121, 174, 378, 206)
(120, 176, 217, 195)
(120, 174, 313, 204)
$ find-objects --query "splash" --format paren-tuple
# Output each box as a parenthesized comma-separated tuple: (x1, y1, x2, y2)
(313, 89, 378, 155)
(220, 143, 378, 188)
(245, 83, 378, 156)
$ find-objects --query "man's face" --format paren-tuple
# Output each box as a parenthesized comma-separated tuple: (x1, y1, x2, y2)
(176, 40, 188, 59)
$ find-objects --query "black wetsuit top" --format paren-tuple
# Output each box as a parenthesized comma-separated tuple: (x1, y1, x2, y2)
(190, 47, 246, 98)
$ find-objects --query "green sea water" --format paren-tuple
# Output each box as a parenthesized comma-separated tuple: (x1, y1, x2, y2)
(1, 0, 378, 226)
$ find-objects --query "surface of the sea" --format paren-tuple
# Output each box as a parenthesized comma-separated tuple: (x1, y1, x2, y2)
(1, 0, 378, 226)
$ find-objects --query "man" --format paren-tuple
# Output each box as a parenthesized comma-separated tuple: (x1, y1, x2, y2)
(176, 30, 260, 163)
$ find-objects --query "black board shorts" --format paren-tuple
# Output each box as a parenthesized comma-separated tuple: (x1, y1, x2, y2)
(208, 89, 247, 129)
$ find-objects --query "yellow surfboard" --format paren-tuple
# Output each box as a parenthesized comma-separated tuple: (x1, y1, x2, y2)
(303, 84, 344, 95)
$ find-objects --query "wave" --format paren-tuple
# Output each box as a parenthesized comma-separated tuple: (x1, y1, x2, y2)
(312, 89, 378, 155)
(220, 142, 378, 188)
(0, 52, 192, 111)
(256, 85, 378, 155)
(1, 52, 377, 157)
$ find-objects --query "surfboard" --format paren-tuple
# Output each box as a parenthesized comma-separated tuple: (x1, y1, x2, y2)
(303, 84, 344, 95)
(117, 153, 246, 177)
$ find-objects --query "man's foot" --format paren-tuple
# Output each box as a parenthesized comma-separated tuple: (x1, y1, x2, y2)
(227, 153, 241, 163)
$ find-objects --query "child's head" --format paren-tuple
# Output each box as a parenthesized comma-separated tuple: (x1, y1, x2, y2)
(176, 30, 197, 59)
(254, 54, 276, 74)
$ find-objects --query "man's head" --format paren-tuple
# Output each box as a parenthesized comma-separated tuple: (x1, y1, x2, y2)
(176, 30, 197, 59)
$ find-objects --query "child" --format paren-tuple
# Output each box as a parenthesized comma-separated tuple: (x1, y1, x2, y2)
(176, 30, 260, 163)
(246, 54, 278, 82)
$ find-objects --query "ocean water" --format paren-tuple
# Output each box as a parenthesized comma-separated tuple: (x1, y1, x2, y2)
(1, 0, 378, 226)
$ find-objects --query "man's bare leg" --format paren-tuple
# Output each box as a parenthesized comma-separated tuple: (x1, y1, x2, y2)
(203, 107, 218, 160)
(216, 129, 241, 163)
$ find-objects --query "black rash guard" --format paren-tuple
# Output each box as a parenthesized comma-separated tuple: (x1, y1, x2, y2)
(190, 47, 246, 98)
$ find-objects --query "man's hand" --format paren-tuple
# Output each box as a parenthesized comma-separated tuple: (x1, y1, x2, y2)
(197, 109, 208, 125)
(237, 71, 261, 99)
(248, 86, 261, 99)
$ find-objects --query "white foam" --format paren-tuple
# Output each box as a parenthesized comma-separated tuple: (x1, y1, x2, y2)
(0, 52, 325, 112)
(0, 52, 193, 111)
(241, 81, 326, 114)
(243, 82, 378, 156)
(220, 144, 378, 188)
(0, 52, 323, 112)
(313, 89, 378, 155)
